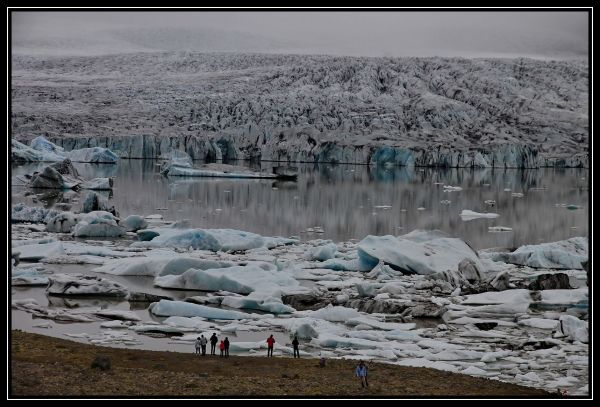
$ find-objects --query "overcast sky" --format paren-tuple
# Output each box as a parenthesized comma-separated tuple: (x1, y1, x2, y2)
(12, 11, 589, 58)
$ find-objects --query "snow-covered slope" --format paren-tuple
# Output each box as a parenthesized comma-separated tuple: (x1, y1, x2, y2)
(11, 53, 588, 167)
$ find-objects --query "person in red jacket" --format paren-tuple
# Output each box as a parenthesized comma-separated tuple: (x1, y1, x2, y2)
(219, 340, 225, 358)
(266, 334, 275, 357)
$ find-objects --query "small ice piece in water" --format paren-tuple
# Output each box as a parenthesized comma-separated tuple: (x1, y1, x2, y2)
(443, 185, 462, 192)
(460, 210, 500, 221)
(440, 200, 451, 205)
(484, 200, 496, 206)
(417, 207, 426, 211)
(511, 192, 524, 198)
(488, 226, 512, 232)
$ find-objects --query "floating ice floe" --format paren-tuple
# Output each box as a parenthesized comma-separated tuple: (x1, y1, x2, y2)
(12, 241, 64, 261)
(491, 237, 588, 269)
(353, 229, 485, 275)
(46, 273, 129, 297)
(443, 185, 463, 192)
(309, 243, 338, 261)
(12, 204, 61, 224)
(11, 267, 51, 286)
(95, 253, 232, 276)
(459, 210, 500, 221)
(149, 299, 264, 320)
(511, 192, 524, 198)
(12, 137, 119, 164)
(122, 215, 148, 232)
(440, 200, 451, 205)
(556, 315, 588, 343)
(72, 211, 125, 237)
(46, 212, 79, 233)
(132, 227, 298, 251)
(488, 226, 512, 232)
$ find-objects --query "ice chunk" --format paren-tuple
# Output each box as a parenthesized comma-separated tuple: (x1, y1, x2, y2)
(46, 273, 129, 297)
(461, 289, 532, 305)
(12, 241, 64, 261)
(122, 215, 148, 232)
(132, 227, 298, 251)
(67, 147, 119, 163)
(518, 318, 559, 330)
(540, 288, 588, 305)
(95, 254, 231, 277)
(72, 211, 125, 237)
(12, 203, 61, 223)
(310, 243, 338, 261)
(357, 230, 483, 275)
(81, 177, 114, 190)
(12, 139, 63, 162)
(221, 293, 295, 314)
(153, 263, 297, 295)
(459, 210, 500, 221)
(149, 299, 261, 320)
(396, 358, 459, 372)
(46, 212, 78, 233)
(492, 237, 588, 269)
(308, 305, 361, 322)
(556, 315, 588, 343)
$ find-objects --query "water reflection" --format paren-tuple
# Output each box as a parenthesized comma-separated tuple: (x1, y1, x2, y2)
(11, 160, 589, 250)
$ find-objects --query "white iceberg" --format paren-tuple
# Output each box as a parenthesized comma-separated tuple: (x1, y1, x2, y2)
(149, 299, 262, 320)
(491, 237, 588, 269)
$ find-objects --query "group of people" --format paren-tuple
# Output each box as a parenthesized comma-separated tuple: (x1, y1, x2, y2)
(195, 333, 370, 389)
(194, 333, 229, 357)
(194, 333, 301, 358)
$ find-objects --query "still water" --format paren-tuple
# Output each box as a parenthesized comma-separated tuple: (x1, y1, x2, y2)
(11, 160, 589, 250)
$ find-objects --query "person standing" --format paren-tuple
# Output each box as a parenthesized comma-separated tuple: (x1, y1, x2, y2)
(200, 334, 208, 356)
(210, 333, 218, 355)
(219, 340, 225, 358)
(194, 337, 202, 355)
(224, 337, 230, 357)
(292, 336, 300, 358)
(266, 334, 275, 357)
(355, 360, 369, 388)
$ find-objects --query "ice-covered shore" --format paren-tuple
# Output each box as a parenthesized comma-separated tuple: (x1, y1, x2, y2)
(10, 213, 589, 395)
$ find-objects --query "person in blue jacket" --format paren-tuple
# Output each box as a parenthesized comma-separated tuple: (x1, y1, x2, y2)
(355, 360, 368, 388)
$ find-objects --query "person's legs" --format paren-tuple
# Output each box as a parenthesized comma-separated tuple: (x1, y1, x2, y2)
(365, 376, 369, 387)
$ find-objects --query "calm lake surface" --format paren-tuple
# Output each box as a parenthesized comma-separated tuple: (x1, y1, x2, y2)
(12, 160, 589, 250)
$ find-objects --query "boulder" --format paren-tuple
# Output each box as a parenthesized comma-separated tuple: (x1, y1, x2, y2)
(91, 355, 111, 371)
(528, 273, 572, 290)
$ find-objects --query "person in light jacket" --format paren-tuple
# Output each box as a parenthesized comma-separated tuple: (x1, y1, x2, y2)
(355, 360, 368, 388)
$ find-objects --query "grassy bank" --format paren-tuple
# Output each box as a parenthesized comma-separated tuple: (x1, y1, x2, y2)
(11, 330, 550, 397)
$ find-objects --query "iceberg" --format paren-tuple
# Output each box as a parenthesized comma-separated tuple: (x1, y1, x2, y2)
(557, 315, 588, 343)
(46, 273, 129, 297)
(132, 227, 298, 251)
(46, 212, 79, 233)
(72, 211, 125, 237)
(491, 237, 588, 269)
(309, 243, 338, 261)
(121, 215, 148, 232)
(356, 230, 484, 275)
(149, 299, 261, 320)
(95, 254, 231, 277)
(12, 203, 60, 223)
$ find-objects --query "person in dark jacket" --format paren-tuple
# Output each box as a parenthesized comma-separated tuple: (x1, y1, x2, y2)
(292, 336, 300, 358)
(210, 333, 218, 355)
(224, 337, 230, 357)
